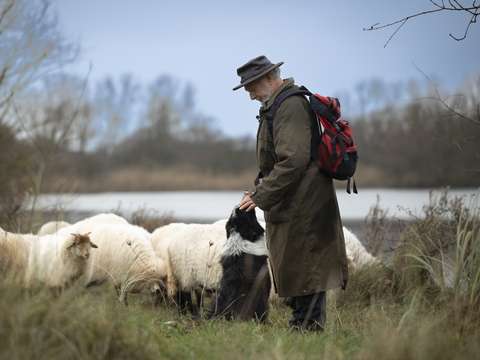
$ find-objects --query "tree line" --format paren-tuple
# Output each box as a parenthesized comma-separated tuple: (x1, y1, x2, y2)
(0, 0, 479, 226)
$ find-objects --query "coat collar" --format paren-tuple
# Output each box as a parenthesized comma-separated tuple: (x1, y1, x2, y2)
(260, 78, 295, 112)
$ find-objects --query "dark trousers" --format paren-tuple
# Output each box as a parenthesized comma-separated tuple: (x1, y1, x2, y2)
(288, 291, 326, 331)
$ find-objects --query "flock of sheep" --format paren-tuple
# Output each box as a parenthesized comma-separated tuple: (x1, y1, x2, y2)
(0, 208, 377, 320)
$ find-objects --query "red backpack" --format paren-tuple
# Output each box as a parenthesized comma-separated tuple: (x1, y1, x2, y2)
(265, 86, 358, 194)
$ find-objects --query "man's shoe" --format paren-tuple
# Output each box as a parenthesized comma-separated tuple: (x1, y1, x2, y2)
(305, 320, 324, 332)
(288, 319, 324, 333)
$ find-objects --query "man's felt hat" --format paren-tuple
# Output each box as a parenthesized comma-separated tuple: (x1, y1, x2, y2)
(233, 55, 283, 91)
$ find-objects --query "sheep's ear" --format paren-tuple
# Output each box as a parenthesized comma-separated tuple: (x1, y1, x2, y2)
(90, 241, 98, 249)
(65, 235, 77, 249)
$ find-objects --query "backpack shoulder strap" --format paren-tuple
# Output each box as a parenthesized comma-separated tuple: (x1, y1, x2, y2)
(265, 86, 311, 136)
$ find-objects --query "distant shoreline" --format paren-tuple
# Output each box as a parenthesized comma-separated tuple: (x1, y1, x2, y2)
(32, 188, 479, 220)
(40, 166, 480, 194)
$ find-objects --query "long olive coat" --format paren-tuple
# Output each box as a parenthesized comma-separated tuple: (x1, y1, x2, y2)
(251, 78, 348, 298)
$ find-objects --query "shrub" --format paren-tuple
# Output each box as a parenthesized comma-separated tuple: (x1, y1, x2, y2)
(0, 123, 33, 230)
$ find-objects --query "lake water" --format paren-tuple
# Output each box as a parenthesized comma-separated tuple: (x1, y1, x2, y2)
(35, 188, 478, 221)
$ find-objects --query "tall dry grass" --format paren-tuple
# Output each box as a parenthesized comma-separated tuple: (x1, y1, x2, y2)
(42, 166, 258, 193)
(1, 190, 479, 359)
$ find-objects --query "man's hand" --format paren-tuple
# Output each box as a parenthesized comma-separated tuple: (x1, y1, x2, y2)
(239, 191, 257, 212)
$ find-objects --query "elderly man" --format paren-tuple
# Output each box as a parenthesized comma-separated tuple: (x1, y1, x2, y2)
(235, 55, 348, 331)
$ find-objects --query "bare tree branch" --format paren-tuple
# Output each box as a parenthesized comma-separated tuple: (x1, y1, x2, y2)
(55, 64, 92, 147)
(413, 63, 480, 126)
(384, 19, 408, 48)
(0, 0, 78, 117)
(0, 0, 14, 31)
(364, 1, 480, 47)
(449, 11, 478, 40)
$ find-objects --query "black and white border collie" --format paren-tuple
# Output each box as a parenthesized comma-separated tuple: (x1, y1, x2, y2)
(209, 207, 271, 322)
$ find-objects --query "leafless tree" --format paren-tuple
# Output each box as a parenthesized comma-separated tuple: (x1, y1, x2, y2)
(364, 0, 480, 47)
(414, 64, 480, 126)
(15, 71, 93, 153)
(144, 76, 182, 137)
(0, 0, 80, 228)
(0, 0, 77, 118)
(94, 74, 139, 150)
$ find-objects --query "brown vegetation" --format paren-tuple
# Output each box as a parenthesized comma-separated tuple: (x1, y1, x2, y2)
(41, 166, 257, 193)
(1, 191, 479, 359)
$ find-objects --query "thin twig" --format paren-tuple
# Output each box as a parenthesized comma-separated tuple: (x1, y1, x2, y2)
(364, 8, 444, 31)
(0, 0, 14, 31)
(449, 11, 479, 40)
(384, 19, 408, 48)
(364, 1, 480, 46)
(56, 63, 93, 147)
(413, 62, 480, 126)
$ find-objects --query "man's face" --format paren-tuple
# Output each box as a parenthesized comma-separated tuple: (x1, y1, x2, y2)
(244, 77, 273, 103)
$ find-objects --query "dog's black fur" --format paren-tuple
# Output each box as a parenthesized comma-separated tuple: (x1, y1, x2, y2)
(209, 207, 271, 322)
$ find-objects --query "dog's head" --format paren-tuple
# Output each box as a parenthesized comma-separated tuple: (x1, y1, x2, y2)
(226, 206, 264, 242)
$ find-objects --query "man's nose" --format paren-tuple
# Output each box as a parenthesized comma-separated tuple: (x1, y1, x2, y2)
(250, 92, 256, 100)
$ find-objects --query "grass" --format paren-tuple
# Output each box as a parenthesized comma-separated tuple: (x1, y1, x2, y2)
(1, 190, 479, 359)
(1, 276, 479, 360)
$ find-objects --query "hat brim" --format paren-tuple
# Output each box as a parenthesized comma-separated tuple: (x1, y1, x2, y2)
(232, 62, 284, 91)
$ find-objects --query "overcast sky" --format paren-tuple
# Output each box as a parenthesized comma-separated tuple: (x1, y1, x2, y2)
(53, 0, 480, 137)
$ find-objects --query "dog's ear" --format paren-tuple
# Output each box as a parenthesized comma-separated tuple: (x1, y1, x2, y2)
(90, 241, 98, 248)
(225, 221, 233, 238)
(235, 206, 242, 217)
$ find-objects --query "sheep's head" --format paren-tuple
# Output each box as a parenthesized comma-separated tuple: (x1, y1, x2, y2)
(149, 274, 168, 306)
(66, 233, 98, 260)
(145, 259, 168, 299)
(145, 258, 168, 291)
(150, 278, 167, 296)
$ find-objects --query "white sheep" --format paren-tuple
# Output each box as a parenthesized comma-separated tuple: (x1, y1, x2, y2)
(260, 220, 376, 269)
(69, 213, 129, 228)
(152, 218, 376, 312)
(0, 227, 32, 277)
(151, 221, 227, 312)
(343, 227, 377, 270)
(60, 222, 166, 304)
(151, 225, 177, 304)
(25, 231, 97, 289)
(37, 220, 71, 235)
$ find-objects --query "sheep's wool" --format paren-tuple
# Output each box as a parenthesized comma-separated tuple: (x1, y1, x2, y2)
(58, 221, 165, 293)
(222, 231, 268, 257)
(37, 221, 71, 236)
